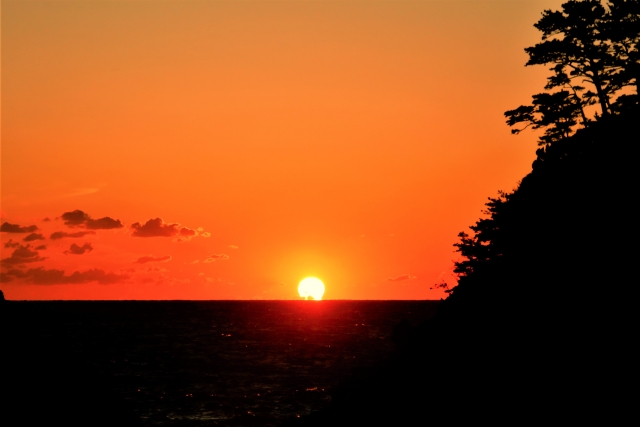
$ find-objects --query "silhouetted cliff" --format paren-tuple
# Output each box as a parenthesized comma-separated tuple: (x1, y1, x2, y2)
(284, 102, 636, 427)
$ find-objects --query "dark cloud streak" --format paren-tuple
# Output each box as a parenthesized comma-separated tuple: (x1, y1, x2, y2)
(86, 217, 123, 230)
(0, 244, 46, 266)
(4, 239, 20, 248)
(131, 218, 197, 238)
(4, 267, 128, 285)
(23, 233, 45, 242)
(61, 210, 123, 230)
(50, 231, 96, 240)
(61, 210, 90, 226)
(64, 243, 93, 255)
(1, 222, 38, 233)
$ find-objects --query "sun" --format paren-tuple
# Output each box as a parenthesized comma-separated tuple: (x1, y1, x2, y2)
(298, 277, 325, 300)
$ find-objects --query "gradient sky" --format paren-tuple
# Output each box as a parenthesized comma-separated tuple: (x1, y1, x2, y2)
(1, 0, 564, 300)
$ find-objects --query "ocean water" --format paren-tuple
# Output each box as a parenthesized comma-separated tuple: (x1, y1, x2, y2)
(3, 300, 439, 426)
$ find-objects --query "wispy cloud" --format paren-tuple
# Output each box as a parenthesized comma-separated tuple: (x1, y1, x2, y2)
(1, 222, 38, 233)
(65, 188, 99, 197)
(197, 228, 211, 238)
(204, 254, 230, 263)
(387, 274, 416, 282)
(50, 231, 96, 240)
(135, 255, 172, 264)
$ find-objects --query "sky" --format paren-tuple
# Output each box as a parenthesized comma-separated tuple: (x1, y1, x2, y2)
(1, 0, 564, 300)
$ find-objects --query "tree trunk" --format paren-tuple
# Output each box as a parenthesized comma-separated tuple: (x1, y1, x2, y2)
(590, 71, 611, 116)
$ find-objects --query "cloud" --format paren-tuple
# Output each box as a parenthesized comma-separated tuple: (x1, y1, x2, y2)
(1, 222, 38, 233)
(135, 255, 172, 264)
(204, 254, 229, 263)
(4, 239, 20, 248)
(50, 231, 96, 240)
(387, 274, 417, 282)
(43, 217, 51, 222)
(61, 210, 123, 229)
(196, 228, 211, 238)
(130, 218, 198, 238)
(23, 233, 45, 242)
(0, 244, 46, 266)
(64, 243, 93, 255)
(35, 245, 47, 250)
(180, 227, 196, 237)
(61, 210, 90, 226)
(66, 188, 99, 197)
(228, 245, 239, 249)
(4, 267, 128, 285)
(86, 217, 123, 230)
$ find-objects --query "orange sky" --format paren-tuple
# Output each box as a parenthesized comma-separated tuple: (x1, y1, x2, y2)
(1, 0, 564, 300)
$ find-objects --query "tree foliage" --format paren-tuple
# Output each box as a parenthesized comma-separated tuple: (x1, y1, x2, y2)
(505, 0, 639, 146)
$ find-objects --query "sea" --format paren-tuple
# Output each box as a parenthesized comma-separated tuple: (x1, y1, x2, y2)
(2, 300, 439, 426)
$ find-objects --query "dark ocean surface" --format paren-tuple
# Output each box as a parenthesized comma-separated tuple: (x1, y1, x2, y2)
(2, 301, 439, 426)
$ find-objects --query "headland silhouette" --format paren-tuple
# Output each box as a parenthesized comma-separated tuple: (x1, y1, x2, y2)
(286, 0, 638, 424)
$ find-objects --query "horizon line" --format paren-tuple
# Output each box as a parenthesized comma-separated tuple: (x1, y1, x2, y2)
(3, 298, 441, 302)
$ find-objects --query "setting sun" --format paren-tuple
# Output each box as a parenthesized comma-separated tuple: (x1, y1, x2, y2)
(298, 278, 325, 300)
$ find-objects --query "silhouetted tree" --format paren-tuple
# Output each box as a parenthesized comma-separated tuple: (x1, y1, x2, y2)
(505, 0, 639, 145)
(607, 0, 640, 110)
(453, 193, 507, 278)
